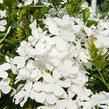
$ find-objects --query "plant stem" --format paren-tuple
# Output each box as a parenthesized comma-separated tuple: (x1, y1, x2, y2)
(97, 68, 109, 90)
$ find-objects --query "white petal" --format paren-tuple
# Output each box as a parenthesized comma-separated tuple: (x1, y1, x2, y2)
(0, 20, 7, 25)
(11, 64, 18, 74)
(62, 15, 70, 23)
(56, 99, 78, 109)
(54, 17, 63, 26)
(0, 63, 11, 71)
(79, 51, 88, 63)
(0, 25, 6, 32)
(70, 66, 79, 74)
(46, 94, 58, 104)
(64, 60, 78, 74)
(0, 78, 10, 85)
(0, 78, 11, 94)
(84, 26, 92, 36)
(67, 100, 78, 109)
(37, 106, 56, 109)
(12, 56, 26, 68)
(44, 84, 54, 93)
(102, 37, 109, 48)
(24, 0, 32, 6)
(64, 59, 72, 69)
(43, 73, 54, 83)
(31, 69, 38, 79)
(53, 69, 61, 80)
(78, 88, 92, 101)
(37, 106, 48, 109)
(28, 36, 34, 43)
(44, 18, 60, 35)
(0, 70, 8, 79)
(59, 79, 71, 88)
(53, 86, 65, 97)
(49, 48, 59, 57)
(70, 85, 79, 93)
(56, 100, 67, 109)
(34, 0, 38, 5)
(63, 32, 75, 42)
(33, 82, 44, 92)
(33, 92, 46, 103)
(0, 0, 3, 3)
(0, 85, 11, 94)
(29, 20, 38, 37)
(17, 68, 30, 80)
(56, 38, 67, 51)
(0, 10, 7, 18)
(5, 56, 10, 63)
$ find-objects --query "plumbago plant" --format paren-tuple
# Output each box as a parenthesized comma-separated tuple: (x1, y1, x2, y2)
(0, 0, 109, 109)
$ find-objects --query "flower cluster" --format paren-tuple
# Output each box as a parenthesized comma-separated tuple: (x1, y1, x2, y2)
(0, 1, 7, 32)
(94, 20, 109, 48)
(0, 14, 92, 107)
(18, 0, 52, 7)
(0, 0, 109, 109)
(0, 62, 11, 94)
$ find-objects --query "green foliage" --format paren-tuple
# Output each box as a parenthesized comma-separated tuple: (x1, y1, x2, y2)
(98, 0, 109, 18)
(51, 0, 63, 7)
(66, 0, 86, 17)
(86, 36, 109, 93)
(86, 20, 98, 27)
(0, 0, 51, 59)
(83, 8, 90, 24)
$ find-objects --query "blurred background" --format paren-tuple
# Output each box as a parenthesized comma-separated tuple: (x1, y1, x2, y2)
(86, 0, 109, 18)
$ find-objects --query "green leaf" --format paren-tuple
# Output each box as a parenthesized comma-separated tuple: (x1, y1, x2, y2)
(40, 7, 49, 15)
(77, 0, 86, 7)
(3, 39, 16, 47)
(87, 20, 98, 27)
(0, 33, 6, 37)
(0, 44, 3, 48)
(83, 8, 90, 24)
(33, 9, 39, 19)
(18, 8, 27, 24)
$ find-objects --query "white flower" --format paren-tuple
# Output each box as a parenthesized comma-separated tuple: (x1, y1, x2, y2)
(0, 63, 11, 94)
(9, 15, 92, 107)
(63, 0, 67, 3)
(41, 0, 51, 6)
(0, 19, 7, 32)
(29, 20, 46, 44)
(82, 1, 89, 9)
(12, 56, 26, 69)
(0, 78, 11, 94)
(37, 106, 56, 109)
(93, 19, 109, 48)
(56, 99, 78, 109)
(0, 0, 3, 4)
(18, 0, 50, 7)
(0, 10, 7, 18)
(80, 91, 109, 109)
(24, 0, 32, 6)
(0, 63, 11, 71)
(44, 15, 76, 42)
(2, 12, 109, 109)
(44, 17, 60, 35)
(13, 80, 32, 107)
(5, 56, 18, 74)
(17, 41, 37, 58)
(68, 84, 92, 100)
